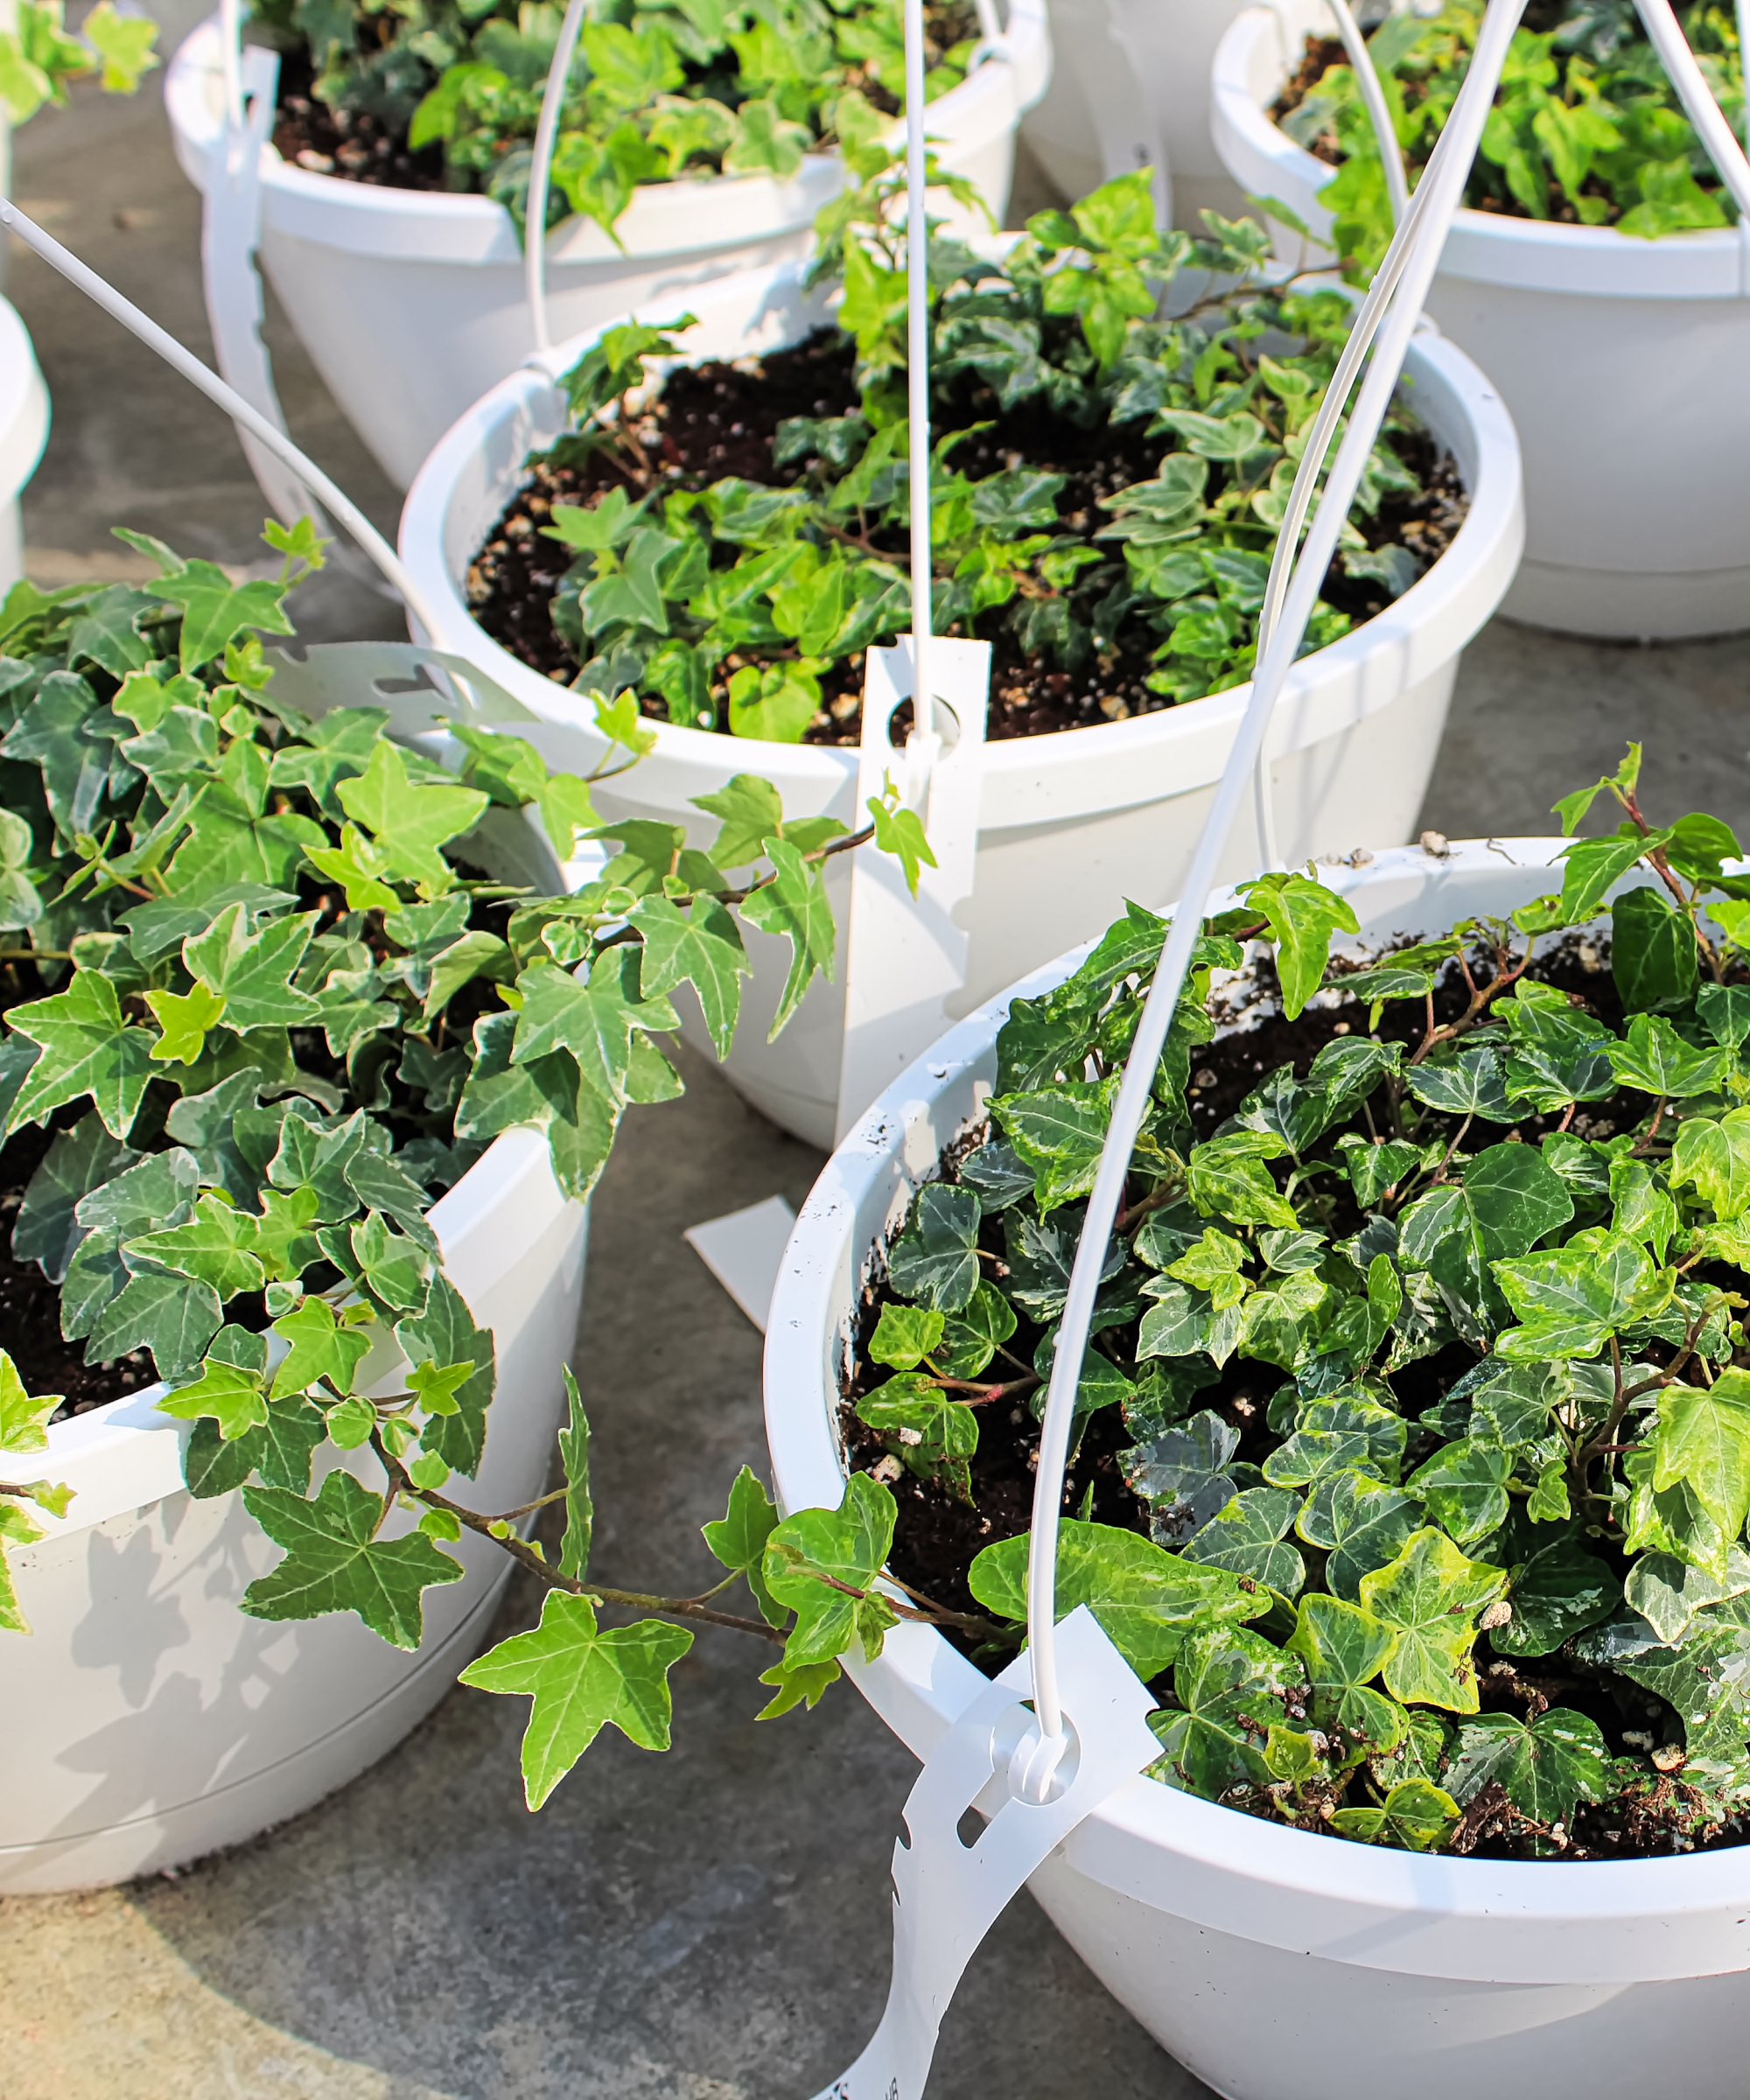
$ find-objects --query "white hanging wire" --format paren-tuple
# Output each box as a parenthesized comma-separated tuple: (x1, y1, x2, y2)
(904, 0, 935, 751)
(1739, 0, 1750, 149)
(1632, 0, 1750, 212)
(219, 0, 245, 131)
(1329, 0, 1411, 222)
(525, 0, 589, 360)
(1016, 0, 1531, 1776)
(0, 199, 454, 646)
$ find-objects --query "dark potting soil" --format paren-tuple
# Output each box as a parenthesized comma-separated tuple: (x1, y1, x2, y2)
(836, 936, 1750, 1862)
(269, 48, 450, 189)
(466, 329, 1471, 745)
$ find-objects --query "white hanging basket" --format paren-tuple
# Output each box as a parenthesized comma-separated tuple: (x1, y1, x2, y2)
(398, 259, 1524, 1148)
(0, 808, 588, 1897)
(1212, 0, 1750, 641)
(164, 3, 1051, 491)
(0, 292, 49, 593)
(764, 833, 1750, 2100)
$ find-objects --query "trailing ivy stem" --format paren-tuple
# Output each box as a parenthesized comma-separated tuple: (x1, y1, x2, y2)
(1632, 1097, 1669, 1156)
(371, 1435, 784, 1643)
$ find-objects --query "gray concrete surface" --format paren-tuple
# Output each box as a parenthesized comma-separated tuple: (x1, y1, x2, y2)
(4, 52, 1750, 2100)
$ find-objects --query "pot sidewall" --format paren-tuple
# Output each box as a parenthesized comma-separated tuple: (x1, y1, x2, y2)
(1210, 0, 1750, 640)
(760, 836, 1750, 2099)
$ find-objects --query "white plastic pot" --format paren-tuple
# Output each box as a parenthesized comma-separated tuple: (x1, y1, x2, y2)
(164, 4, 1051, 490)
(0, 805, 589, 1895)
(763, 835, 1750, 2100)
(1213, 0, 1750, 640)
(400, 261, 1523, 1150)
(1022, 0, 1261, 226)
(0, 293, 49, 592)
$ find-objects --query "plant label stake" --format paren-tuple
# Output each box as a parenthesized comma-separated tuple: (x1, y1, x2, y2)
(810, 1607, 1159, 2100)
(835, 633, 990, 1141)
(812, 3, 1531, 2089)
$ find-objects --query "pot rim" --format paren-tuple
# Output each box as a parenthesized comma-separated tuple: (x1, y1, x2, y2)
(165, 1, 1047, 265)
(761, 833, 1750, 1980)
(396, 262, 1523, 826)
(1212, 0, 1750, 299)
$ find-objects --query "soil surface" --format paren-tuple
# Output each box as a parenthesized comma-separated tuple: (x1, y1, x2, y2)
(270, 50, 449, 190)
(466, 330, 1469, 745)
(837, 934, 1750, 1861)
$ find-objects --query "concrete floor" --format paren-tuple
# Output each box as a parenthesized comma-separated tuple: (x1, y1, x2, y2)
(4, 52, 1750, 2100)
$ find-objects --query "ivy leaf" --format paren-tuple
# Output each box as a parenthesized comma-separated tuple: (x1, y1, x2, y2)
(1329, 1777, 1459, 1852)
(1612, 885, 1698, 1015)
(555, 1366, 593, 1582)
(145, 979, 228, 1066)
(335, 740, 490, 893)
(10, 1118, 140, 1283)
(0, 1350, 60, 1454)
(242, 1470, 463, 1648)
(183, 903, 320, 1031)
(1285, 1592, 1406, 1756)
(1185, 1129, 1297, 1231)
(690, 774, 783, 870)
(1493, 1235, 1670, 1362)
(762, 1472, 900, 1668)
(5, 970, 156, 1138)
(626, 892, 750, 1061)
(346, 1211, 430, 1313)
(928, 1280, 1015, 1379)
(1623, 1545, 1750, 1646)
(458, 1592, 694, 1810)
(184, 1393, 326, 1498)
(343, 1148, 441, 1256)
(1343, 1137, 1426, 1209)
(1671, 1108, 1750, 1220)
(738, 836, 836, 1036)
(755, 1655, 843, 1720)
(512, 952, 678, 1108)
(886, 1183, 983, 1312)
(269, 1295, 373, 1400)
(400, 1272, 496, 1477)
(127, 1192, 266, 1299)
(156, 1354, 269, 1440)
(85, 1269, 221, 1380)
(867, 791, 936, 897)
(1648, 1370, 1750, 1544)
(1553, 822, 1669, 923)
(1358, 1528, 1506, 1712)
(1402, 1047, 1516, 1124)
(1236, 872, 1360, 1019)
(702, 1464, 783, 1626)
(857, 1374, 978, 1497)
(1606, 1012, 1729, 1098)
(1407, 1437, 1513, 1547)
(1446, 1708, 1610, 1825)
(1180, 1485, 1306, 1593)
(970, 1516, 1265, 1678)
(869, 1303, 946, 1370)
(1308, 1471, 1424, 1600)
(991, 1074, 1122, 1213)
(156, 560, 294, 668)
(1150, 1627, 1303, 1796)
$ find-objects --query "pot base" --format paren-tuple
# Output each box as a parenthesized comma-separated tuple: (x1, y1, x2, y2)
(1501, 556, 1750, 643)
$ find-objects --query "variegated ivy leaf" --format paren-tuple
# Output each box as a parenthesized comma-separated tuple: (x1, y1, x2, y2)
(1446, 1709, 1609, 1826)
(1180, 1486, 1306, 1594)
(1358, 1529, 1506, 1712)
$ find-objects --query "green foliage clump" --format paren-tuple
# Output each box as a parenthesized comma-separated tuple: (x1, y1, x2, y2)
(0, 518, 908, 1656)
(503, 168, 1444, 740)
(851, 745, 1750, 1859)
(249, 0, 979, 238)
(0, 0, 157, 125)
(1281, 0, 1745, 277)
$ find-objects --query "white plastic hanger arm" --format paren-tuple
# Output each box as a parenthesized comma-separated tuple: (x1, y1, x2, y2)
(905, 0, 935, 748)
(1632, 0, 1750, 214)
(0, 199, 452, 646)
(1023, 0, 1530, 1753)
(525, 0, 588, 360)
(1328, 0, 1410, 222)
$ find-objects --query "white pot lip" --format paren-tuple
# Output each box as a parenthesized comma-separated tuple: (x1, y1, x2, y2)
(13, 1121, 558, 1487)
(398, 256, 1521, 802)
(0, 293, 48, 506)
(1214, 3, 1748, 293)
(762, 832, 1750, 1916)
(166, 0, 1045, 248)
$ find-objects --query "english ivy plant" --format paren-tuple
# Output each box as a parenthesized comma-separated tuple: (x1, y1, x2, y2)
(842, 743, 1750, 1859)
(248, 0, 979, 239)
(1278, 0, 1745, 279)
(486, 165, 1449, 741)
(0, 520, 941, 1724)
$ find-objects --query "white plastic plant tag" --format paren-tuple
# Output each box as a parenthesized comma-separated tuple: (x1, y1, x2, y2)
(683, 1195, 798, 1332)
(202, 42, 312, 533)
(811, 1606, 1159, 2100)
(834, 633, 990, 1142)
